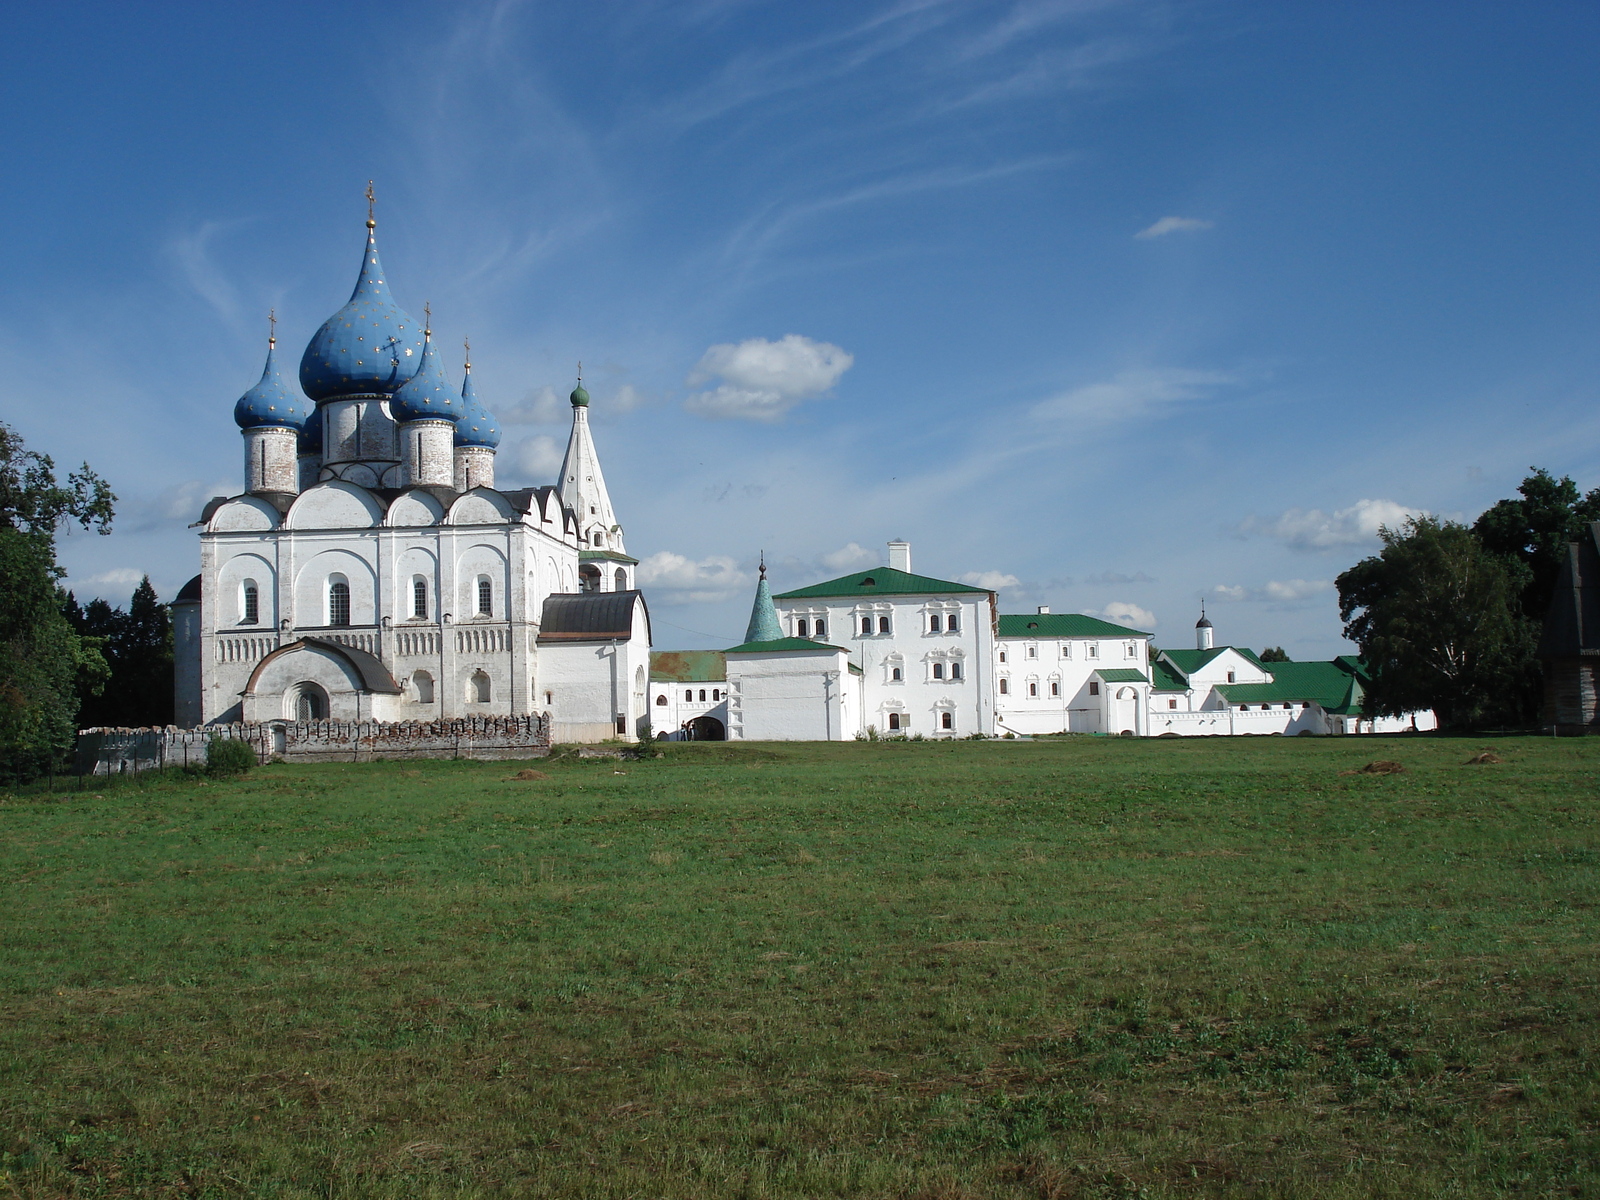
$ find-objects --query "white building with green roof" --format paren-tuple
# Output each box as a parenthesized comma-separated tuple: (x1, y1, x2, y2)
(993, 609, 1155, 735)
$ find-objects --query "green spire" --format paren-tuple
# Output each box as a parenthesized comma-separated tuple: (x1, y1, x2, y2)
(743, 554, 783, 644)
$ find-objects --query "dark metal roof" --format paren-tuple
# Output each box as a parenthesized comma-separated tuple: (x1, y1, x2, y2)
(174, 574, 202, 604)
(538, 590, 649, 643)
(243, 638, 403, 696)
(1539, 522, 1600, 659)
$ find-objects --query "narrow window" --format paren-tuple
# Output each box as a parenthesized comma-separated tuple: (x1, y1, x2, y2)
(946, 614, 959, 632)
(1227, 671, 1236, 683)
(1089, 681, 1100, 696)
(1050, 680, 1059, 697)
(412, 578, 428, 619)
(712, 689, 720, 701)
(477, 577, 492, 616)
(815, 619, 826, 637)
(328, 579, 350, 627)
(861, 616, 873, 635)
(699, 689, 706, 702)
(545, 691, 553, 705)
(878, 616, 891, 634)
(656, 694, 667, 706)
(887, 713, 901, 731)
(1169, 698, 1177, 710)
(929, 614, 941, 633)
(615, 567, 627, 591)
(941, 711, 953, 731)
(242, 581, 259, 625)
(891, 666, 902, 682)
(999, 650, 1007, 663)
(1089, 644, 1099, 659)
(950, 662, 962, 681)
(1062, 643, 1072, 659)
(1027, 645, 1037, 659)
(932, 662, 944, 680)
(1028, 681, 1038, 697)
(797, 618, 809, 637)
(999, 678, 1009, 694)
(684, 690, 693, 702)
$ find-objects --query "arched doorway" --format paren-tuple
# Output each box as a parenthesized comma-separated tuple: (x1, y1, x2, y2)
(1113, 686, 1139, 736)
(687, 715, 725, 741)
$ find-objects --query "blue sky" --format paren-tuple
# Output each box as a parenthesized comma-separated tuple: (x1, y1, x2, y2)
(4, 1, 1597, 656)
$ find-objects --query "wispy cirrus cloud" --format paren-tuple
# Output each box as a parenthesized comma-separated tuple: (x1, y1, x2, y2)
(1212, 579, 1334, 604)
(1032, 367, 1236, 426)
(1237, 499, 1426, 551)
(1135, 215, 1213, 239)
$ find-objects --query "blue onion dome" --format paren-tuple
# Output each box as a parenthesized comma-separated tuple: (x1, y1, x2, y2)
(454, 366, 502, 448)
(299, 219, 425, 402)
(388, 330, 462, 423)
(297, 409, 322, 454)
(233, 337, 308, 430)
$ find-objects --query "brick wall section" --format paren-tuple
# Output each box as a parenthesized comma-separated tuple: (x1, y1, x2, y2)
(78, 713, 549, 772)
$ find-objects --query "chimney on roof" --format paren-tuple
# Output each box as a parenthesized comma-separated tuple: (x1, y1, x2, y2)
(888, 540, 911, 573)
(1037, 605, 1050, 615)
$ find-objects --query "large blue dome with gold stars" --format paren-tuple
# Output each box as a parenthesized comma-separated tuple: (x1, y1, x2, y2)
(454, 369, 501, 448)
(233, 339, 307, 430)
(299, 221, 425, 402)
(389, 334, 462, 423)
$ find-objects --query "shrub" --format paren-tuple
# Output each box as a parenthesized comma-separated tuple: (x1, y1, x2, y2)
(206, 737, 256, 777)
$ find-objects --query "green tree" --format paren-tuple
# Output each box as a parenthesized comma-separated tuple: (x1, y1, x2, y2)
(1337, 516, 1536, 729)
(1259, 646, 1289, 662)
(1472, 467, 1600, 622)
(0, 423, 115, 780)
(71, 577, 173, 728)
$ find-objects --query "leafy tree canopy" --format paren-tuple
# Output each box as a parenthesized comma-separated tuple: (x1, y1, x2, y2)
(1259, 646, 1290, 662)
(0, 423, 114, 545)
(1472, 467, 1600, 622)
(1337, 516, 1536, 729)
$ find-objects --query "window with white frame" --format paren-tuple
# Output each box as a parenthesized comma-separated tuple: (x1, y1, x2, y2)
(412, 576, 428, 620)
(878, 615, 891, 634)
(946, 613, 959, 632)
(815, 617, 826, 637)
(950, 661, 962, 681)
(1027, 644, 1037, 659)
(932, 662, 944, 680)
(861, 616, 873, 635)
(796, 617, 809, 637)
(476, 576, 492, 616)
(241, 580, 259, 625)
(1088, 643, 1099, 659)
(999, 677, 1009, 694)
(1125, 642, 1136, 658)
(327, 575, 350, 627)
(1061, 642, 1072, 659)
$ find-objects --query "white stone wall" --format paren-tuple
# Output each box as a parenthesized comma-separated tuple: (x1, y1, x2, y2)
(772, 592, 996, 737)
(725, 646, 856, 741)
(994, 633, 1153, 735)
(538, 598, 652, 743)
(455, 447, 495, 491)
(399, 420, 454, 487)
(243, 426, 298, 494)
(650, 680, 732, 737)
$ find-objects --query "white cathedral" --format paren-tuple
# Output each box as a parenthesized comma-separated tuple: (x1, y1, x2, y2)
(173, 208, 651, 743)
(172, 203, 1431, 745)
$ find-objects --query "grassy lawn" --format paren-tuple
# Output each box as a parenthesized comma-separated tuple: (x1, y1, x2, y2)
(1, 734, 1597, 1198)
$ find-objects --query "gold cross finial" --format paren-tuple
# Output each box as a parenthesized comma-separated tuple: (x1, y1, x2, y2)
(366, 181, 376, 228)
(268, 308, 276, 347)
(423, 301, 431, 338)
(576, 360, 582, 384)
(759, 550, 766, 580)
(463, 336, 471, 372)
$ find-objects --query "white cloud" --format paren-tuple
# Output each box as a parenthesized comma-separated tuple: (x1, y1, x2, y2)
(1211, 579, 1334, 604)
(120, 478, 236, 532)
(1135, 216, 1214, 239)
(1237, 499, 1426, 551)
(959, 570, 1021, 590)
(637, 551, 749, 604)
(1087, 600, 1156, 628)
(686, 334, 853, 422)
(820, 541, 879, 572)
(1084, 570, 1156, 585)
(511, 435, 562, 480)
(68, 567, 145, 596)
(610, 383, 648, 412)
(500, 385, 566, 425)
(1032, 367, 1235, 426)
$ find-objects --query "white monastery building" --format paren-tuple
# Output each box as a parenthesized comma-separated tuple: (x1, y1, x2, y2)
(173, 206, 650, 742)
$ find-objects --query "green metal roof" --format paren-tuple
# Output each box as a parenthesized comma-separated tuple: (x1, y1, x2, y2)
(774, 566, 990, 600)
(997, 613, 1150, 638)
(649, 650, 726, 682)
(725, 636, 850, 654)
(1094, 668, 1149, 683)
(1215, 661, 1363, 713)
(578, 549, 639, 565)
(1151, 660, 1189, 691)
(1158, 647, 1232, 674)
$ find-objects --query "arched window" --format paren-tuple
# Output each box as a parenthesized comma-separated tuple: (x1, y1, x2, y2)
(999, 678, 1009, 695)
(929, 614, 941, 633)
(698, 689, 706, 702)
(1028, 681, 1038, 697)
(887, 712, 901, 731)
(656, 694, 667, 706)
(878, 615, 891, 634)
(712, 689, 720, 701)
(684, 690, 693, 702)
(327, 576, 350, 627)
(797, 618, 809, 637)
(580, 565, 601, 593)
(815, 618, 826, 637)
(950, 662, 962, 681)
(892, 666, 902, 682)
(592, 529, 605, 547)
(1050, 679, 1060, 697)
(294, 683, 327, 721)
(941, 711, 954, 730)
(948, 614, 960, 631)
(412, 577, 428, 620)
(241, 580, 259, 625)
(615, 567, 627, 591)
(412, 670, 434, 704)
(861, 616, 873, 635)
(469, 670, 491, 703)
(932, 662, 944, 680)
(476, 576, 492, 616)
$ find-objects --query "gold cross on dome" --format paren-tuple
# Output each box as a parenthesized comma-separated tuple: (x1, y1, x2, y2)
(423, 301, 432, 337)
(366, 181, 376, 222)
(463, 336, 471, 371)
(268, 309, 276, 346)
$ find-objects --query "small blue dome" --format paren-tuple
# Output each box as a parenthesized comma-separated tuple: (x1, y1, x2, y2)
(454, 369, 501, 448)
(234, 340, 308, 431)
(298, 409, 323, 453)
(389, 334, 462, 423)
(299, 222, 425, 401)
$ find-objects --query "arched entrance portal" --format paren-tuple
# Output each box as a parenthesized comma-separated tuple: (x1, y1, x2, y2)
(687, 715, 725, 741)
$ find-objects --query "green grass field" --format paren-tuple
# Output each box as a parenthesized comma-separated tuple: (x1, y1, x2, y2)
(1, 735, 1597, 1198)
